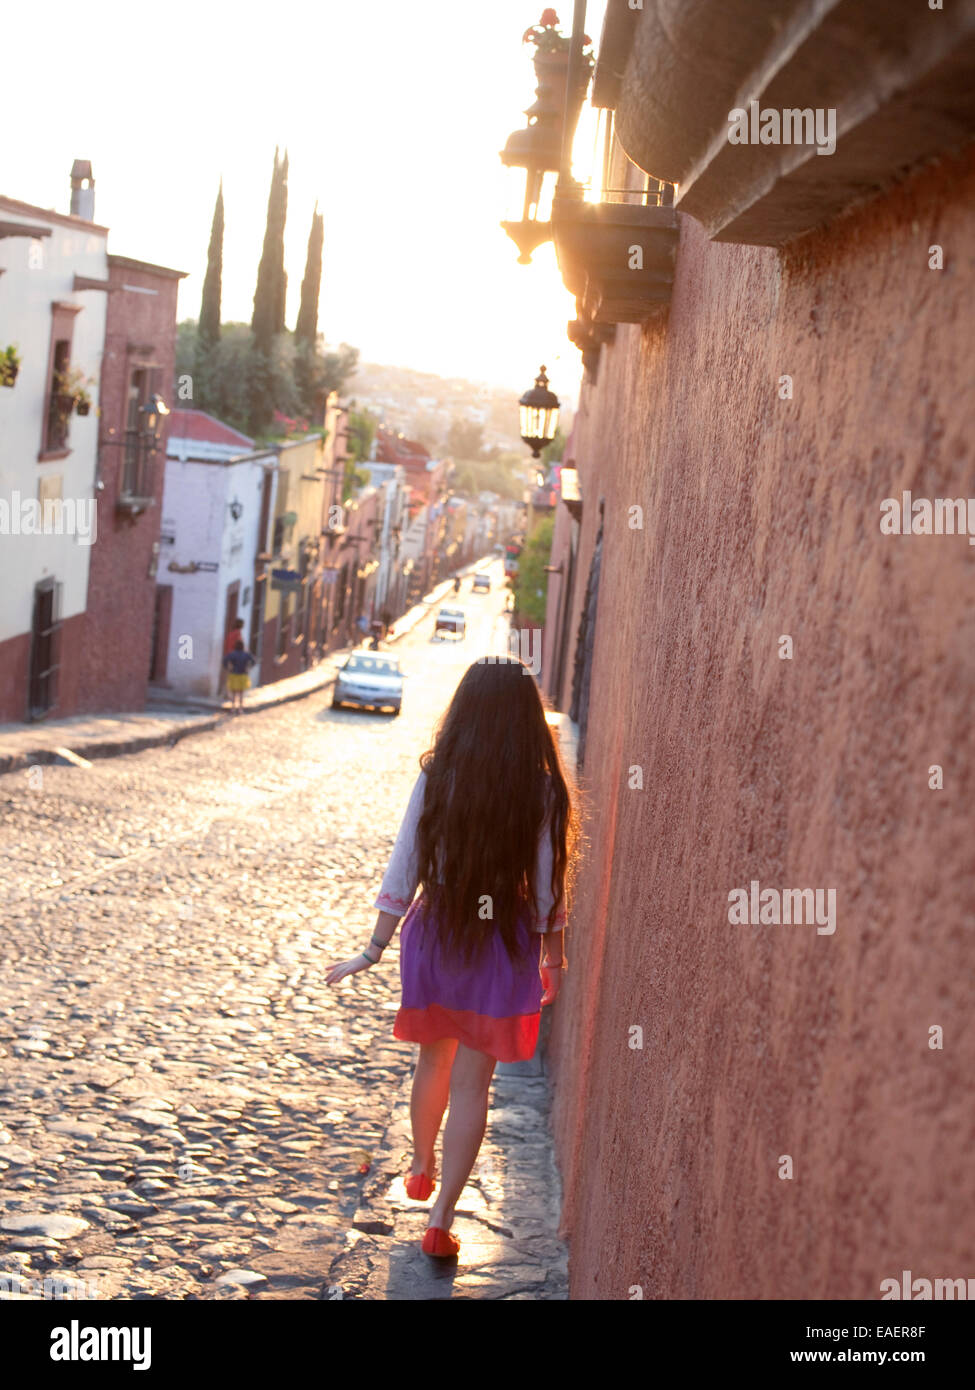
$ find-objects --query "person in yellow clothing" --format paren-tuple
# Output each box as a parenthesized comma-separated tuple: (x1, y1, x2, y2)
(221, 640, 256, 714)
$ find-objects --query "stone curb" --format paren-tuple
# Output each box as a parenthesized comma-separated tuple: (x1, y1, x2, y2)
(0, 717, 222, 779)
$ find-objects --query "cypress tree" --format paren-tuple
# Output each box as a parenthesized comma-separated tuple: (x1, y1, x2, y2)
(252, 148, 284, 355)
(294, 202, 324, 418)
(295, 202, 323, 348)
(250, 148, 289, 435)
(198, 180, 224, 349)
(273, 149, 289, 335)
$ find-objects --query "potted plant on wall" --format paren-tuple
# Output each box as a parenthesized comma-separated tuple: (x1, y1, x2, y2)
(0, 344, 20, 387)
(55, 365, 96, 415)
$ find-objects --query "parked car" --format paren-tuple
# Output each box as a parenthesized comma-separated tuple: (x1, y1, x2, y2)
(331, 653, 404, 715)
(434, 607, 466, 639)
(472, 573, 491, 593)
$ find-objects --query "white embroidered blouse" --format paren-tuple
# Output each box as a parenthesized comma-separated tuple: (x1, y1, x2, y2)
(374, 769, 567, 933)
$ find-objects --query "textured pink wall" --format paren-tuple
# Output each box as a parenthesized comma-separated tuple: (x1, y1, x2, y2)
(547, 144, 975, 1299)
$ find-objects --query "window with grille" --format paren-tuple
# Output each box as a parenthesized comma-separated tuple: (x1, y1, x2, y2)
(121, 367, 152, 498)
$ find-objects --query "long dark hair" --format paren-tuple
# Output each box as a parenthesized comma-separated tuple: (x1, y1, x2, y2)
(416, 657, 576, 965)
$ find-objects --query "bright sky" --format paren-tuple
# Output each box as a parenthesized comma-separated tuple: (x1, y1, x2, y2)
(2, 0, 608, 399)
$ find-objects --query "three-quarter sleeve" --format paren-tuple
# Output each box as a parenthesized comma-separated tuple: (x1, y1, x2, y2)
(532, 794, 567, 933)
(374, 770, 426, 916)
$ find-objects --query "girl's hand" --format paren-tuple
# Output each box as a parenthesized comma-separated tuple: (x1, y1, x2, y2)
(325, 954, 374, 986)
(540, 963, 563, 1006)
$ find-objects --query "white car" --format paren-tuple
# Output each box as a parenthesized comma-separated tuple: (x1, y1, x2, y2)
(434, 607, 466, 639)
(332, 653, 404, 715)
(472, 573, 491, 593)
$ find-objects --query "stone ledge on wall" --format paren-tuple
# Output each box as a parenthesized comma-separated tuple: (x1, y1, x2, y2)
(611, 0, 975, 246)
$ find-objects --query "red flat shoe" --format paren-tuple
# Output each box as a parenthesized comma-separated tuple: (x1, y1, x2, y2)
(405, 1171, 435, 1201)
(422, 1226, 460, 1258)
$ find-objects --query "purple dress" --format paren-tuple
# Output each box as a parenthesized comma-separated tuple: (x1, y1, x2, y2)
(374, 770, 566, 1062)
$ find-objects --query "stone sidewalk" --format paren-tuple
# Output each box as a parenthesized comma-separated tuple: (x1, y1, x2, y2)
(0, 566, 490, 777)
(325, 1021, 568, 1300)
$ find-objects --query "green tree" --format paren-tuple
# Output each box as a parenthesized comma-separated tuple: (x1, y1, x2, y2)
(250, 149, 290, 433)
(512, 515, 554, 624)
(176, 321, 304, 439)
(345, 406, 377, 464)
(339, 406, 377, 501)
(294, 200, 323, 418)
(446, 453, 525, 503)
(198, 180, 223, 350)
(447, 416, 487, 461)
(320, 343, 360, 398)
(295, 202, 323, 350)
(273, 150, 289, 335)
(252, 148, 288, 352)
(541, 425, 566, 466)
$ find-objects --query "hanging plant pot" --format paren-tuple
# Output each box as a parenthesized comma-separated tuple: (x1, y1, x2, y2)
(0, 347, 20, 387)
(76, 399, 91, 416)
(532, 48, 592, 158)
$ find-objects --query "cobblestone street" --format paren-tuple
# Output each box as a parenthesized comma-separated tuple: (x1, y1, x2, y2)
(0, 573, 568, 1301)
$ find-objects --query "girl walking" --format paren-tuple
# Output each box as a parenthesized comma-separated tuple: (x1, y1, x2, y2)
(325, 657, 576, 1259)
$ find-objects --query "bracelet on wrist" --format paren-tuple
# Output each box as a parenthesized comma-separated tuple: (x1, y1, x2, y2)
(369, 935, 388, 951)
(361, 949, 380, 966)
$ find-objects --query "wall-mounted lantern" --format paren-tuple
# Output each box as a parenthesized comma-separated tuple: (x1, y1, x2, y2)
(519, 365, 560, 458)
(500, 10, 593, 264)
(139, 393, 170, 444)
(501, 7, 679, 339)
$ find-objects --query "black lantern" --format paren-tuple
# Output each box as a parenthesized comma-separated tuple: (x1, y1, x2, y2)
(519, 366, 560, 458)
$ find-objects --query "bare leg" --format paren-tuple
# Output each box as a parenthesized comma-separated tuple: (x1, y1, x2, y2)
(428, 1043, 497, 1231)
(410, 1038, 457, 1178)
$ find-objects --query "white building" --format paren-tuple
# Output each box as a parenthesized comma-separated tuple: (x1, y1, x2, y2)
(158, 410, 276, 699)
(0, 192, 108, 718)
(363, 461, 409, 616)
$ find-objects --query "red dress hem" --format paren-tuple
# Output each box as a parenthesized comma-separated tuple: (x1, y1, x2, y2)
(395, 1003, 540, 1063)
